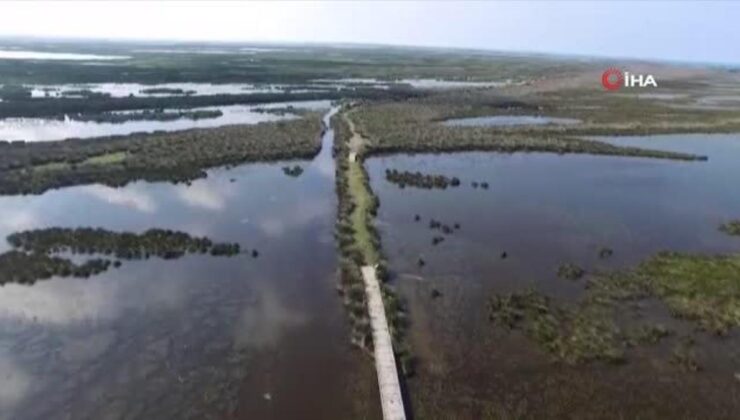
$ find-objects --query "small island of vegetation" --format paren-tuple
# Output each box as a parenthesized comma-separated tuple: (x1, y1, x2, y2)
(282, 165, 304, 177)
(490, 249, 740, 368)
(0, 227, 244, 285)
(385, 168, 460, 189)
(69, 109, 223, 124)
(0, 113, 324, 195)
(719, 220, 740, 236)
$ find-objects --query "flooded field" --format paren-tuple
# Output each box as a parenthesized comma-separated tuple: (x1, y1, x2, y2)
(0, 100, 330, 142)
(443, 115, 581, 127)
(0, 109, 379, 420)
(366, 133, 740, 418)
(0, 50, 130, 61)
(27, 83, 310, 98)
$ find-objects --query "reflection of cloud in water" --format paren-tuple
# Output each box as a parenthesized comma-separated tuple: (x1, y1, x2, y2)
(0, 278, 117, 325)
(176, 182, 229, 211)
(81, 184, 157, 213)
(257, 198, 330, 238)
(0, 264, 189, 325)
(234, 286, 306, 349)
(0, 208, 37, 232)
(0, 350, 30, 412)
(311, 155, 335, 178)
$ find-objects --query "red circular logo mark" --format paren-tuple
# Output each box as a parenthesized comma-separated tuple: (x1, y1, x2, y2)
(601, 68, 624, 91)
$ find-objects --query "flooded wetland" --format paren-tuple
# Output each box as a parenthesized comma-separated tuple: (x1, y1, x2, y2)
(1, 38, 740, 420)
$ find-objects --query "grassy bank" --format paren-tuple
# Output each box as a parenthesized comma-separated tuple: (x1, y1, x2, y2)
(0, 114, 324, 195)
(333, 108, 412, 374)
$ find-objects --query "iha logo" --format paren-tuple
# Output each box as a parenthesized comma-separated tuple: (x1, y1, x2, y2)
(601, 68, 657, 91)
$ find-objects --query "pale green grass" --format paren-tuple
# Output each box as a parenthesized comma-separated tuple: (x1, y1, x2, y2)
(348, 159, 379, 265)
(82, 151, 127, 165)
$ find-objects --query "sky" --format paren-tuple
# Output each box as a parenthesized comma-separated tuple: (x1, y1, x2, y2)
(1, 1, 739, 64)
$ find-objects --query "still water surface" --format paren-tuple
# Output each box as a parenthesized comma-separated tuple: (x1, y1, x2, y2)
(0, 100, 330, 142)
(367, 133, 740, 418)
(0, 107, 379, 420)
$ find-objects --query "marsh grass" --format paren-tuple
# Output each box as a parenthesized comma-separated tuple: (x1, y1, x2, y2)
(348, 88, 740, 161)
(557, 263, 585, 280)
(491, 250, 740, 367)
(719, 220, 740, 236)
(489, 289, 624, 364)
(1, 114, 324, 195)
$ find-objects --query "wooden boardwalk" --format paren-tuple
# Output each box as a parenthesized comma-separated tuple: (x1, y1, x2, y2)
(361, 265, 407, 420)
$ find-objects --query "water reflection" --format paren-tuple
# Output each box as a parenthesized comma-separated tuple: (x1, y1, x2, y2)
(0, 106, 364, 419)
(366, 133, 740, 417)
(0, 100, 331, 142)
(81, 185, 158, 214)
(0, 350, 30, 412)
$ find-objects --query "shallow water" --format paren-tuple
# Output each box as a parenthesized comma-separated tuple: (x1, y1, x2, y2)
(0, 100, 331, 142)
(366, 133, 740, 418)
(28, 83, 296, 98)
(443, 115, 581, 127)
(0, 107, 379, 420)
(0, 51, 129, 61)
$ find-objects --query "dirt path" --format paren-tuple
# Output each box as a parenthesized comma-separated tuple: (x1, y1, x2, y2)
(343, 109, 368, 157)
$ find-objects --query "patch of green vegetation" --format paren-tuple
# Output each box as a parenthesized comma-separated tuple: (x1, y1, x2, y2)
(140, 87, 195, 95)
(70, 109, 222, 124)
(719, 220, 740, 236)
(384, 168, 460, 190)
(491, 250, 740, 365)
(32, 161, 70, 172)
(281, 165, 304, 177)
(0, 227, 244, 285)
(334, 111, 373, 350)
(0, 114, 324, 195)
(348, 89, 740, 160)
(557, 263, 585, 280)
(671, 337, 701, 372)
(627, 324, 673, 346)
(333, 109, 412, 374)
(0, 250, 113, 284)
(598, 247, 614, 259)
(489, 289, 624, 364)
(636, 252, 740, 335)
(61, 89, 111, 99)
(348, 159, 381, 264)
(82, 151, 128, 165)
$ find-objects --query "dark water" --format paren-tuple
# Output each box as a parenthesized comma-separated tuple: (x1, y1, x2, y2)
(0, 108, 380, 420)
(366, 133, 740, 419)
(442, 115, 580, 127)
